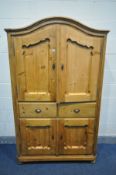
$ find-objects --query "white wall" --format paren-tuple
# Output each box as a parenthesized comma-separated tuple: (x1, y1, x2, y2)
(0, 0, 116, 137)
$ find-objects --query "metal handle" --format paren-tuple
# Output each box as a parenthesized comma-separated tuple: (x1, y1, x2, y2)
(73, 109, 80, 113)
(35, 109, 41, 113)
(61, 64, 64, 70)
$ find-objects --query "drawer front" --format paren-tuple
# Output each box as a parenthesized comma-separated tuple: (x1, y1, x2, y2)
(19, 103, 57, 117)
(58, 102, 96, 118)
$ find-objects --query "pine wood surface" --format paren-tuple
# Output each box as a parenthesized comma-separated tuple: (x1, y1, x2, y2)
(5, 17, 109, 162)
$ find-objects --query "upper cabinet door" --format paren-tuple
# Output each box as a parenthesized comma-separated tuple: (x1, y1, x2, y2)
(58, 25, 103, 102)
(14, 25, 57, 101)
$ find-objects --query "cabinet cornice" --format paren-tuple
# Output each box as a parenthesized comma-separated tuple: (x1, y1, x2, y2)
(5, 16, 109, 37)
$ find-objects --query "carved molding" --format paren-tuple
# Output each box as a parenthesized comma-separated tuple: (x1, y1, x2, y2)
(64, 145, 86, 150)
(64, 125, 88, 128)
(22, 38, 50, 49)
(67, 38, 94, 50)
(28, 146, 51, 150)
(26, 125, 50, 128)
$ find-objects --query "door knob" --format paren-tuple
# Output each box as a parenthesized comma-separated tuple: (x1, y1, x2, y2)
(52, 63, 55, 70)
(61, 64, 64, 70)
(60, 135, 63, 140)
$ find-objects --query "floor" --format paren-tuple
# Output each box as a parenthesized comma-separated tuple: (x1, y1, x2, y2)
(0, 144, 116, 175)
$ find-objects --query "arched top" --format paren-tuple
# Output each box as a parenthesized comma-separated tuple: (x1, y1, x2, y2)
(5, 16, 109, 36)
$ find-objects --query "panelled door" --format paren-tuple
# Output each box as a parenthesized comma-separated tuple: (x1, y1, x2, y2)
(58, 25, 102, 102)
(20, 119, 56, 155)
(14, 25, 57, 101)
(58, 118, 95, 155)
(14, 24, 101, 102)
(20, 118, 95, 156)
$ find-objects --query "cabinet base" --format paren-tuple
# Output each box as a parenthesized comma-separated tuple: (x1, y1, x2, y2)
(18, 155, 96, 163)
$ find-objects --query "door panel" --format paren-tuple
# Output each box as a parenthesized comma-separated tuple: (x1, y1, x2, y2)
(20, 119, 56, 155)
(58, 118, 95, 155)
(14, 25, 57, 101)
(58, 25, 102, 102)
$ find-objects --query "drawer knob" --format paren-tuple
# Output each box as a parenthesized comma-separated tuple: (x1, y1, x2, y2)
(35, 109, 41, 113)
(73, 109, 80, 113)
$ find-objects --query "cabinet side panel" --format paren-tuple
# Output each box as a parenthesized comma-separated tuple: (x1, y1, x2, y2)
(93, 35, 108, 154)
(7, 33, 21, 155)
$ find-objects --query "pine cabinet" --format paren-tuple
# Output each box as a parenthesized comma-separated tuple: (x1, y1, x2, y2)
(5, 17, 109, 162)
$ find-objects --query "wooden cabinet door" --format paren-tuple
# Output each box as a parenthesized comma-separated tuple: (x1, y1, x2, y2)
(58, 25, 102, 102)
(58, 118, 95, 155)
(14, 25, 57, 101)
(20, 119, 56, 155)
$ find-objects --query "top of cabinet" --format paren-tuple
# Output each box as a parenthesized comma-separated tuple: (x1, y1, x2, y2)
(5, 16, 109, 37)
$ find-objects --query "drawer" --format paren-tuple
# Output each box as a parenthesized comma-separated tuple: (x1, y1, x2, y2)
(58, 102, 96, 118)
(19, 102, 57, 118)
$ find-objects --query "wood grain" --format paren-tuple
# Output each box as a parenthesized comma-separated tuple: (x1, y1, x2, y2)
(20, 118, 56, 155)
(58, 118, 95, 155)
(19, 102, 57, 118)
(58, 102, 96, 118)
(5, 17, 109, 162)
(18, 155, 96, 162)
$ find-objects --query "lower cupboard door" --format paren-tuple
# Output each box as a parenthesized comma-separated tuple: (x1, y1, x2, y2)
(19, 119, 56, 155)
(58, 118, 95, 155)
